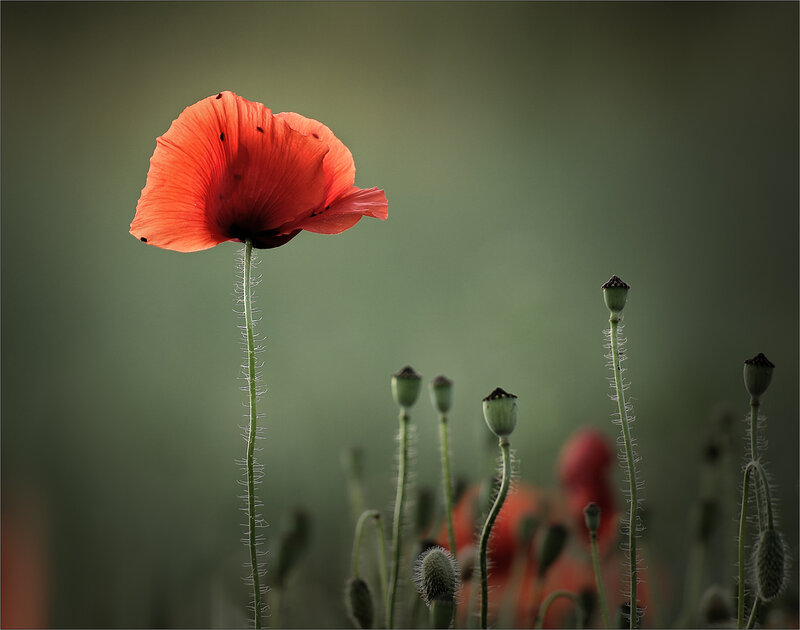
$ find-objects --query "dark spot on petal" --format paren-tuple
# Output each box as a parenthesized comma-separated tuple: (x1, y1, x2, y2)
(325, 205, 330, 210)
(140, 236, 148, 242)
(216, 93, 223, 99)
(218, 194, 225, 200)
(220, 132, 225, 141)
(256, 126, 264, 133)
(311, 132, 320, 139)
(233, 173, 242, 181)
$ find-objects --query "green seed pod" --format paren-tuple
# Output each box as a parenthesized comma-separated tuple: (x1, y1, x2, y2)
(517, 513, 540, 548)
(482, 387, 518, 437)
(537, 523, 568, 578)
(743, 353, 775, 400)
(602, 275, 630, 314)
(429, 374, 454, 414)
(754, 527, 786, 601)
(429, 598, 456, 629)
(392, 365, 422, 409)
(345, 576, 374, 629)
(583, 502, 601, 536)
(698, 584, 732, 626)
(413, 546, 460, 605)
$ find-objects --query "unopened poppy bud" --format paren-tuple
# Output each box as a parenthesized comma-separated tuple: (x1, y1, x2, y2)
(413, 546, 460, 605)
(345, 576, 374, 629)
(754, 527, 787, 601)
(517, 513, 540, 548)
(694, 499, 719, 544)
(276, 508, 311, 587)
(698, 584, 731, 625)
(429, 375, 454, 414)
(482, 387, 518, 437)
(743, 353, 775, 400)
(392, 365, 422, 409)
(537, 523, 568, 578)
(584, 502, 601, 536)
(602, 275, 630, 314)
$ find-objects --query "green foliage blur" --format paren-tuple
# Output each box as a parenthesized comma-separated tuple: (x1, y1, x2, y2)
(2, 2, 797, 627)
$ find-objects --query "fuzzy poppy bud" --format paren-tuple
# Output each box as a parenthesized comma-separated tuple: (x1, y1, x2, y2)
(413, 546, 460, 606)
(584, 502, 601, 537)
(482, 387, 518, 437)
(754, 527, 786, 601)
(602, 275, 630, 314)
(392, 365, 422, 409)
(429, 375, 454, 414)
(743, 353, 775, 400)
(537, 523, 568, 578)
(698, 585, 731, 626)
(345, 576, 374, 629)
(694, 499, 719, 544)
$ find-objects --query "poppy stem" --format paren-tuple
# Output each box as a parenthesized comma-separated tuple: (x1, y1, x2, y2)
(242, 240, 263, 628)
(438, 414, 457, 558)
(387, 410, 410, 629)
(534, 590, 585, 629)
(609, 313, 640, 629)
(479, 437, 512, 629)
(589, 530, 612, 629)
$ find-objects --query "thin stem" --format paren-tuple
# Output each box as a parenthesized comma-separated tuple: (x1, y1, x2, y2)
(479, 437, 512, 629)
(351, 510, 378, 578)
(534, 590, 585, 629)
(749, 399, 764, 530)
(373, 512, 390, 621)
(609, 314, 639, 629)
(737, 464, 754, 628)
(438, 415, 457, 556)
(589, 532, 612, 629)
(387, 411, 410, 629)
(243, 240, 263, 629)
(745, 597, 760, 629)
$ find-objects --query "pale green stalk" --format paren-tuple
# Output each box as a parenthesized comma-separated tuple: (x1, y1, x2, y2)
(589, 531, 611, 629)
(438, 415, 457, 557)
(534, 590, 585, 629)
(609, 313, 639, 629)
(242, 240, 263, 628)
(479, 437, 511, 629)
(387, 411, 410, 629)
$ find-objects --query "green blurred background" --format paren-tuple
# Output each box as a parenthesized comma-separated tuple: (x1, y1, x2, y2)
(2, 1, 797, 627)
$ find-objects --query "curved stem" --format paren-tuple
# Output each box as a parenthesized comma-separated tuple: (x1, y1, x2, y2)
(373, 512, 390, 621)
(351, 510, 378, 578)
(745, 597, 760, 629)
(243, 240, 263, 628)
(610, 314, 639, 629)
(589, 532, 612, 629)
(534, 589, 585, 629)
(749, 399, 763, 530)
(387, 411, 410, 629)
(479, 437, 512, 629)
(737, 464, 754, 628)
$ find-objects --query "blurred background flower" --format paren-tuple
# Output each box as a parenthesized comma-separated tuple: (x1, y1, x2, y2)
(2, 2, 797, 627)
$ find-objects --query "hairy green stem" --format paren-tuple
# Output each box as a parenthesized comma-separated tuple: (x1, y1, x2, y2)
(243, 240, 262, 628)
(387, 411, 410, 629)
(609, 314, 639, 629)
(534, 590, 585, 629)
(749, 399, 764, 531)
(438, 415, 457, 556)
(589, 532, 611, 629)
(479, 437, 511, 629)
(351, 510, 376, 577)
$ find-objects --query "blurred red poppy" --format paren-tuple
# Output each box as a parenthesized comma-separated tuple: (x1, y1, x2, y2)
(442, 429, 653, 628)
(130, 91, 387, 252)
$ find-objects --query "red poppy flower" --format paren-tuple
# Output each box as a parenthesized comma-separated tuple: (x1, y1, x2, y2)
(130, 91, 387, 252)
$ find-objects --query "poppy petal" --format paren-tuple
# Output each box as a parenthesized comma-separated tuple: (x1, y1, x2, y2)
(131, 92, 328, 252)
(275, 112, 356, 206)
(294, 186, 388, 235)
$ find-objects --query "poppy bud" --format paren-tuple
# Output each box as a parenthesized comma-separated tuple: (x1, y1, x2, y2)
(743, 353, 775, 400)
(482, 388, 518, 437)
(754, 527, 787, 601)
(413, 546, 460, 605)
(345, 576, 374, 629)
(694, 499, 719, 544)
(602, 275, 630, 314)
(584, 502, 601, 537)
(517, 513, 540, 548)
(537, 523, 568, 578)
(392, 366, 422, 409)
(698, 585, 732, 626)
(429, 375, 454, 414)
